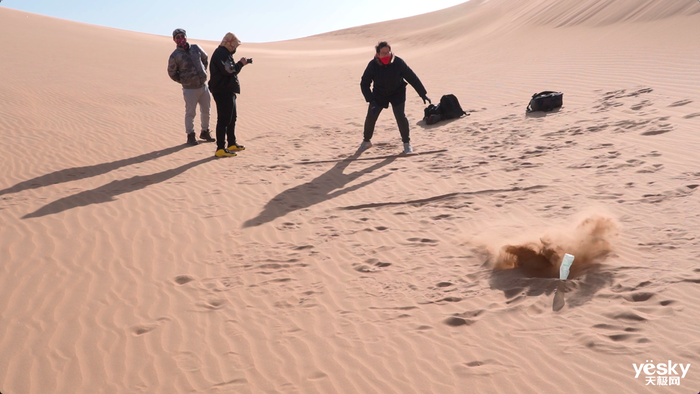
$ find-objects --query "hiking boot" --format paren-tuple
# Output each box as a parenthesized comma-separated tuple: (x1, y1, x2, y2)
(227, 143, 246, 151)
(199, 129, 215, 142)
(403, 142, 413, 154)
(215, 149, 237, 157)
(187, 133, 198, 146)
(358, 140, 372, 151)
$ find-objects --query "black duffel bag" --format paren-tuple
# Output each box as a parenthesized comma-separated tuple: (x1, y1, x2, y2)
(527, 91, 563, 113)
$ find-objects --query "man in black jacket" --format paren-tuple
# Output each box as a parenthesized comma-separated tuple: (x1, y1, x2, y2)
(209, 32, 249, 158)
(359, 41, 430, 154)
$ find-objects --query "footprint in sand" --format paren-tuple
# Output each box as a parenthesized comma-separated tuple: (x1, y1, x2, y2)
(631, 100, 652, 111)
(611, 281, 652, 293)
(213, 378, 248, 388)
(601, 284, 679, 327)
(591, 324, 650, 345)
(307, 371, 328, 380)
(613, 118, 652, 132)
(641, 128, 672, 136)
(607, 311, 648, 322)
(637, 117, 672, 136)
(453, 359, 509, 377)
(353, 258, 392, 273)
(640, 185, 697, 203)
(586, 124, 610, 133)
(668, 99, 692, 107)
(266, 278, 293, 284)
(567, 323, 652, 355)
(420, 295, 463, 305)
(640, 150, 662, 158)
(406, 237, 439, 245)
(681, 269, 700, 285)
(421, 282, 466, 305)
(131, 325, 157, 336)
(636, 164, 663, 174)
(274, 299, 298, 309)
(593, 87, 654, 112)
(201, 277, 240, 292)
(627, 87, 654, 97)
(277, 222, 300, 231)
(130, 317, 170, 336)
(443, 309, 485, 327)
(173, 275, 195, 285)
(622, 292, 655, 302)
(195, 298, 227, 311)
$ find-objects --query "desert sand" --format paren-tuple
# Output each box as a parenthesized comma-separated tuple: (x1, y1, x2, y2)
(1, 0, 700, 393)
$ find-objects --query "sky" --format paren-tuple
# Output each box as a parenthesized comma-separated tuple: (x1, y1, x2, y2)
(1, 0, 468, 43)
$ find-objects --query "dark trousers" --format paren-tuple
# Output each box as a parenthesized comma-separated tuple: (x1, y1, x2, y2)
(212, 91, 237, 150)
(363, 100, 410, 143)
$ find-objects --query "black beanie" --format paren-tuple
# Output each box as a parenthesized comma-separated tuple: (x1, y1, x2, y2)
(172, 28, 186, 38)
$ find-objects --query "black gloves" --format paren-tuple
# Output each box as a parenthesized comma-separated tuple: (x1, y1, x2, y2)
(421, 95, 431, 105)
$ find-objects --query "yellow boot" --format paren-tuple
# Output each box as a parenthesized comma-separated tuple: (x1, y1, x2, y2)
(215, 149, 237, 157)
(227, 143, 246, 151)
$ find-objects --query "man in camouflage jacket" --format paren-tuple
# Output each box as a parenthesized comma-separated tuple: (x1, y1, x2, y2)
(167, 28, 213, 145)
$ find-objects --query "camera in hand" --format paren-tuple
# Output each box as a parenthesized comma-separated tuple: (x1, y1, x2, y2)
(246, 58, 253, 64)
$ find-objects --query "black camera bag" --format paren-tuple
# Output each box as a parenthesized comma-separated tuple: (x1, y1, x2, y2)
(424, 104, 442, 124)
(423, 94, 468, 125)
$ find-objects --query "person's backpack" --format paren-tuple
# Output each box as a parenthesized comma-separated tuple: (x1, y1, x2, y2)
(527, 91, 563, 113)
(423, 94, 468, 125)
(439, 94, 468, 119)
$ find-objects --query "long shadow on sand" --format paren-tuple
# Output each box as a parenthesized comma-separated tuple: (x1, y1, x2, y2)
(23, 156, 215, 219)
(525, 107, 562, 118)
(338, 185, 546, 210)
(1, 144, 190, 197)
(242, 152, 399, 228)
(415, 116, 469, 130)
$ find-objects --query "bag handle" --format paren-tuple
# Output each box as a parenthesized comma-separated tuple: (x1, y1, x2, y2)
(532, 91, 557, 98)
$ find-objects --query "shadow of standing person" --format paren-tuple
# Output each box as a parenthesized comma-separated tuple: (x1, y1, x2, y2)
(23, 156, 216, 219)
(0, 145, 189, 198)
(243, 153, 397, 228)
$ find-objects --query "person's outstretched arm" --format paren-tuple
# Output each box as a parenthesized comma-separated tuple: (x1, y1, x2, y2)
(360, 63, 375, 103)
(401, 60, 428, 100)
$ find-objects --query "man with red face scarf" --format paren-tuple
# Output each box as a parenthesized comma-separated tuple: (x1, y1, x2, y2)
(167, 28, 214, 146)
(359, 41, 430, 154)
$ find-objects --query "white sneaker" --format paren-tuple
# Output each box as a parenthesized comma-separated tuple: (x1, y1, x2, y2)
(358, 140, 373, 151)
(403, 142, 413, 154)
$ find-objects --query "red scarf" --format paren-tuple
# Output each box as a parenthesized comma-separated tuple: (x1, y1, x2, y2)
(379, 55, 391, 65)
(175, 36, 190, 50)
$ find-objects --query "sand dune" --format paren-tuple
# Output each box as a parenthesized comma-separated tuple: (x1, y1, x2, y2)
(1, 1, 700, 392)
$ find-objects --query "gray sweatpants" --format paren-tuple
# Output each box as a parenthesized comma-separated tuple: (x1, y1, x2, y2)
(183, 85, 211, 134)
